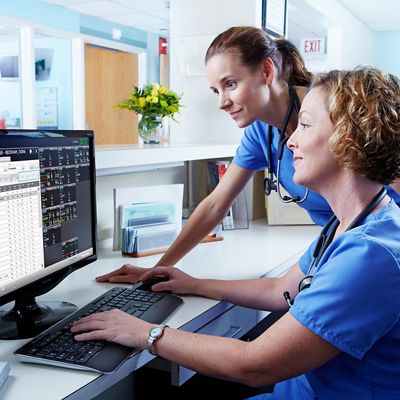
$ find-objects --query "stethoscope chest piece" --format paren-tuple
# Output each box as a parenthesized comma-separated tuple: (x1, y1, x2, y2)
(263, 174, 276, 196)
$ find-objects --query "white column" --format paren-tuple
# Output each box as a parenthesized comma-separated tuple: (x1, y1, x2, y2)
(170, 0, 260, 144)
(72, 37, 85, 129)
(20, 26, 36, 128)
(138, 52, 147, 88)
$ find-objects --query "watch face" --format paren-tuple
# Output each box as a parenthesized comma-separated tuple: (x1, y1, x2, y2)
(150, 326, 163, 337)
(147, 324, 166, 355)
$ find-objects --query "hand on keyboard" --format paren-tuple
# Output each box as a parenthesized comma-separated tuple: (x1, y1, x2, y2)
(15, 287, 183, 373)
(72, 309, 152, 349)
(96, 264, 148, 284)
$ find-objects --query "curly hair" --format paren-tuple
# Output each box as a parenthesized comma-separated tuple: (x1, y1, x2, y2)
(205, 26, 312, 87)
(312, 67, 400, 184)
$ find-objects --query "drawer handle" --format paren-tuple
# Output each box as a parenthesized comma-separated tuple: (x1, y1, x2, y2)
(224, 325, 243, 338)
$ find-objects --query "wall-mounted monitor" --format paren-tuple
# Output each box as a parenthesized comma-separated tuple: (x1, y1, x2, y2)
(0, 55, 19, 79)
(262, 0, 288, 38)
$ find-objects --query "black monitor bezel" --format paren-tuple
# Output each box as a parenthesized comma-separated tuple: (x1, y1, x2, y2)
(0, 129, 98, 308)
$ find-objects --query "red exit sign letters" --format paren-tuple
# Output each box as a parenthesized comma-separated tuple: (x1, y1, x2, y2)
(300, 37, 326, 58)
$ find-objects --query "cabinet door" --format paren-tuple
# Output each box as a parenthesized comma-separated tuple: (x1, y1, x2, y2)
(170, 306, 257, 386)
(85, 45, 138, 145)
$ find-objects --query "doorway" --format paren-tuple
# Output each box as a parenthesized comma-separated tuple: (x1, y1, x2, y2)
(85, 45, 138, 144)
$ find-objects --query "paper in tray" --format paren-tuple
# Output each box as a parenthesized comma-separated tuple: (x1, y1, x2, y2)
(112, 184, 184, 251)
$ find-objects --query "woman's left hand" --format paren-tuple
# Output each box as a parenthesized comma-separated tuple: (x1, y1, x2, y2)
(71, 309, 151, 349)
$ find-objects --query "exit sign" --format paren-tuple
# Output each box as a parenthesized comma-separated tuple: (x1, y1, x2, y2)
(300, 38, 326, 58)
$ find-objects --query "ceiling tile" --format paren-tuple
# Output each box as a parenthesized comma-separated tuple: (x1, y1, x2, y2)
(66, 1, 135, 17)
(43, 0, 92, 5)
(336, 0, 400, 31)
(107, 12, 168, 33)
(114, 0, 169, 13)
(41, 0, 170, 34)
(106, 12, 160, 26)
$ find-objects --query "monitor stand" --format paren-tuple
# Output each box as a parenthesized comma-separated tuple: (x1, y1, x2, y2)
(0, 296, 77, 340)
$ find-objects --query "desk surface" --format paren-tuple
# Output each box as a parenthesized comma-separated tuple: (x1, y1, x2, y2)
(0, 220, 320, 400)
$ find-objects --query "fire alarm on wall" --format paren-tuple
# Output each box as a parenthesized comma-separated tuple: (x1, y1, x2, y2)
(159, 37, 168, 55)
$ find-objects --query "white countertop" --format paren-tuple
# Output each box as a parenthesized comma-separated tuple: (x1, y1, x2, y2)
(95, 142, 239, 175)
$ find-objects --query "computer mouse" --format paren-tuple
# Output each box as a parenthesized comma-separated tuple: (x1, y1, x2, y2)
(136, 275, 171, 293)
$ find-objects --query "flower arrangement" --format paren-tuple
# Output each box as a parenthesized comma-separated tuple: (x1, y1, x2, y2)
(115, 83, 183, 143)
(116, 83, 182, 118)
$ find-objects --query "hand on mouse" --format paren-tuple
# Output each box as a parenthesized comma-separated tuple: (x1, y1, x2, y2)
(96, 264, 148, 284)
(140, 266, 199, 295)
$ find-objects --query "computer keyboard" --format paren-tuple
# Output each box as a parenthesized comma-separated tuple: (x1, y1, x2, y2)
(15, 286, 183, 373)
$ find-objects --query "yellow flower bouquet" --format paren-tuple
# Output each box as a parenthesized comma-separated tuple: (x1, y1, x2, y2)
(116, 83, 183, 143)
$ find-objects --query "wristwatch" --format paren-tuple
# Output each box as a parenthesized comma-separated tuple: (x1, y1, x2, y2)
(147, 324, 167, 355)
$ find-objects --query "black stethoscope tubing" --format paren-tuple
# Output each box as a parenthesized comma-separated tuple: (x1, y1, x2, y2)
(264, 85, 309, 203)
(284, 187, 388, 307)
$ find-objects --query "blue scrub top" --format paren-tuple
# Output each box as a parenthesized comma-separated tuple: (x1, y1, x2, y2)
(233, 121, 400, 226)
(250, 201, 400, 400)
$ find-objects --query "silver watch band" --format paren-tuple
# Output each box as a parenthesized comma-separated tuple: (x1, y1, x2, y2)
(147, 324, 167, 356)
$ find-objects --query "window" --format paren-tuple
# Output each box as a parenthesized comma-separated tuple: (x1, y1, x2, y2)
(262, 0, 287, 38)
(34, 33, 73, 129)
(0, 27, 22, 128)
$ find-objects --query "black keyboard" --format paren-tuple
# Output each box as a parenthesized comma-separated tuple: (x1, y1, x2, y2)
(15, 286, 183, 373)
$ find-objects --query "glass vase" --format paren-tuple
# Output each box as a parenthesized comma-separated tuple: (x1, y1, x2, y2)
(138, 114, 164, 144)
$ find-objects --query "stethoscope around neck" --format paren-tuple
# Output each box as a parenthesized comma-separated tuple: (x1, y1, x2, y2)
(263, 84, 309, 203)
(283, 187, 388, 307)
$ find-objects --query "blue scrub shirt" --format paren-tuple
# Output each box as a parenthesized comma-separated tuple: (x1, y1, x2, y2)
(251, 201, 400, 399)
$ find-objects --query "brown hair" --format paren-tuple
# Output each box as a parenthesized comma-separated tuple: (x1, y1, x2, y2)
(313, 67, 400, 184)
(205, 26, 312, 87)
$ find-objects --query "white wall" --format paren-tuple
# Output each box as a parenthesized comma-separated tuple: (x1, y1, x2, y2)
(373, 31, 400, 76)
(304, 0, 374, 69)
(169, 0, 261, 144)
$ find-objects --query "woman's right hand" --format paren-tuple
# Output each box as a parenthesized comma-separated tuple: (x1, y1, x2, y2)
(96, 264, 148, 284)
(140, 266, 199, 295)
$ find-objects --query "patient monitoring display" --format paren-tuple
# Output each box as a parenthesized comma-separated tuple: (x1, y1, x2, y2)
(0, 130, 97, 339)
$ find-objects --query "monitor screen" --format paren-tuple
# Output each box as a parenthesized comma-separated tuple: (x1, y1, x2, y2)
(0, 129, 97, 339)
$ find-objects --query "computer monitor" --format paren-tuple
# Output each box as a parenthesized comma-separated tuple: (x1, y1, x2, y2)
(0, 129, 97, 339)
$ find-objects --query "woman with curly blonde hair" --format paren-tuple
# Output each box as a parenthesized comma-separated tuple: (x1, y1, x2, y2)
(73, 66, 400, 399)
